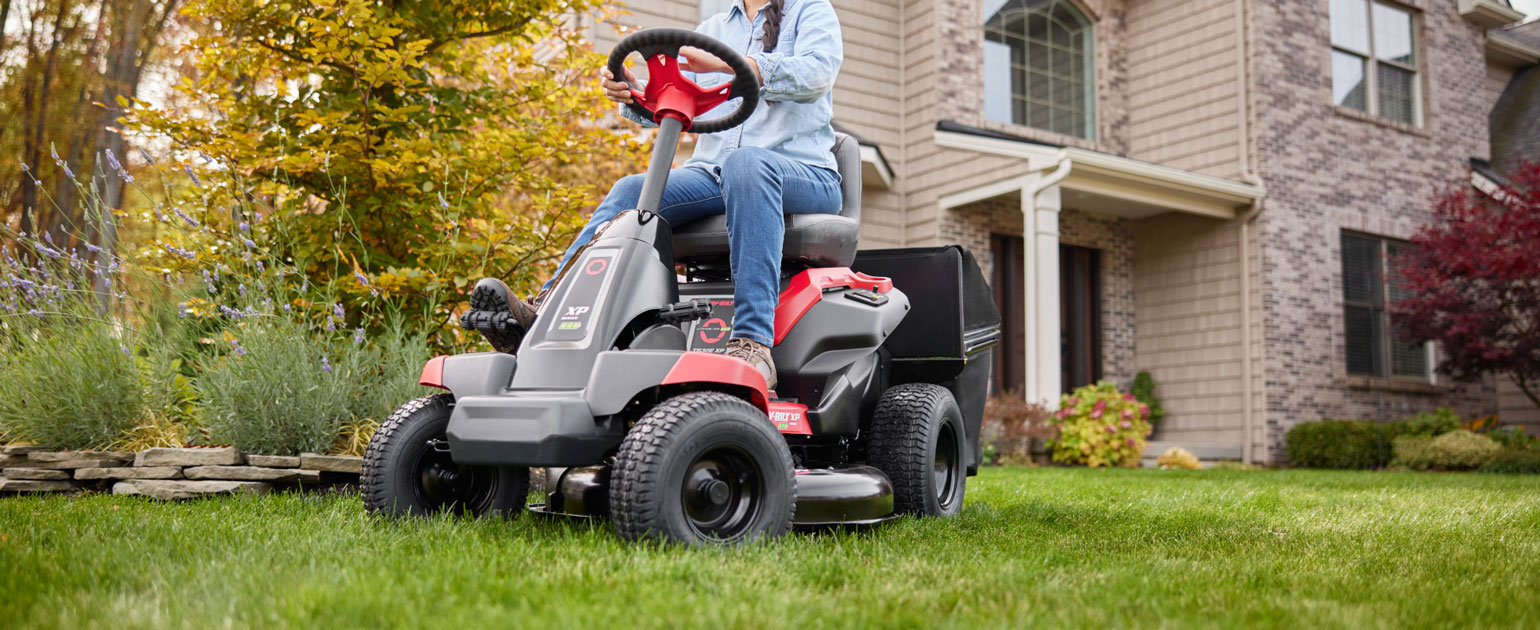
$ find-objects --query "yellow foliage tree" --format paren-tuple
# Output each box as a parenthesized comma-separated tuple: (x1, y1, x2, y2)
(130, 0, 646, 339)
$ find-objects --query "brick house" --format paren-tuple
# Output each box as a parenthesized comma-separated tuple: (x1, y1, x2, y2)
(586, 0, 1536, 463)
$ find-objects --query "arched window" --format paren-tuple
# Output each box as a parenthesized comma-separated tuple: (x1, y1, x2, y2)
(982, 0, 1095, 139)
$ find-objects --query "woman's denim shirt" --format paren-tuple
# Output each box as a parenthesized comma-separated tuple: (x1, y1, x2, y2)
(620, 0, 843, 174)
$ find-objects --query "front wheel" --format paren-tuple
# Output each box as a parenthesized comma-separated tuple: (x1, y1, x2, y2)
(867, 384, 967, 517)
(610, 392, 796, 546)
(361, 394, 529, 518)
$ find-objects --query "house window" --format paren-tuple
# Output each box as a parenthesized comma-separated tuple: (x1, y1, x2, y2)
(1341, 233, 1429, 380)
(700, 0, 733, 20)
(982, 0, 1095, 139)
(1330, 0, 1419, 125)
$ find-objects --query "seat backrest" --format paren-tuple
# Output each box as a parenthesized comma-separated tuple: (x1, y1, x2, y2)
(832, 132, 861, 223)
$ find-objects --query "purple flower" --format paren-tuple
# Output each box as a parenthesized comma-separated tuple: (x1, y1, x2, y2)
(438, 192, 449, 210)
(238, 284, 247, 297)
(183, 164, 202, 187)
(84, 242, 103, 254)
(255, 261, 264, 273)
(332, 303, 344, 320)
(219, 304, 243, 319)
(241, 238, 255, 248)
(138, 148, 156, 167)
(231, 339, 246, 357)
(32, 242, 62, 258)
(354, 327, 365, 344)
(320, 357, 332, 373)
(161, 244, 195, 260)
(174, 207, 200, 228)
(120, 345, 131, 356)
(18, 160, 30, 173)
(105, 148, 123, 172)
(238, 221, 250, 232)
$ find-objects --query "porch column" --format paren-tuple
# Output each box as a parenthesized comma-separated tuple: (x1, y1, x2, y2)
(1020, 177, 1063, 406)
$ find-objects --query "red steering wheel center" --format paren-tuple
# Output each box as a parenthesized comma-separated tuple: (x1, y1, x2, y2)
(629, 54, 735, 131)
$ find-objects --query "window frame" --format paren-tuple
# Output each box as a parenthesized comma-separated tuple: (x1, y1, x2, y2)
(981, 0, 1097, 141)
(1329, 0, 1423, 127)
(1340, 231, 1434, 383)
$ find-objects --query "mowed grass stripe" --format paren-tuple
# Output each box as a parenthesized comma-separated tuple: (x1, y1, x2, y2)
(1, 468, 1536, 629)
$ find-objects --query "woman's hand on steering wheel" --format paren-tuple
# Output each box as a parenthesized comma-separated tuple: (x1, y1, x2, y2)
(676, 46, 731, 76)
(601, 67, 639, 105)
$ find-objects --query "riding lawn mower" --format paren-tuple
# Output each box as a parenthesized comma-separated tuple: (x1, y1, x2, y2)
(361, 28, 1001, 546)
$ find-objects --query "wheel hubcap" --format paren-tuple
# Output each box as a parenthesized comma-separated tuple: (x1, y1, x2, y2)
(412, 437, 498, 513)
(933, 420, 959, 509)
(681, 446, 763, 540)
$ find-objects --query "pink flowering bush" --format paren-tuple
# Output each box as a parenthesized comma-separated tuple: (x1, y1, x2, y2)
(1049, 382, 1152, 467)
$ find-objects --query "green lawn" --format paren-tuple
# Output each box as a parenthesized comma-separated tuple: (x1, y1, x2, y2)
(2, 468, 1537, 629)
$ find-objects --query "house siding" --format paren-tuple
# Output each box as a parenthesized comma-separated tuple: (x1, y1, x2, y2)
(1252, 0, 1498, 462)
(1124, 0, 1247, 179)
(1131, 212, 1254, 448)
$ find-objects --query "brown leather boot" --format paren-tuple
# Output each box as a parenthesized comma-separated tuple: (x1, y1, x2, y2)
(724, 338, 777, 390)
(460, 278, 537, 353)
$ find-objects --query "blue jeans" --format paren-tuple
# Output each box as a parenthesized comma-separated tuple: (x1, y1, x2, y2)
(546, 147, 842, 346)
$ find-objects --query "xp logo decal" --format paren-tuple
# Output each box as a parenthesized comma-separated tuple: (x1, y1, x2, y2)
(697, 318, 730, 344)
(544, 248, 616, 344)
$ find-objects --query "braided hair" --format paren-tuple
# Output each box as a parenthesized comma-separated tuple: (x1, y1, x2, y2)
(762, 0, 785, 52)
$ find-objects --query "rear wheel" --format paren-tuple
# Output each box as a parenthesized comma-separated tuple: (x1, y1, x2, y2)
(867, 384, 967, 517)
(361, 394, 529, 518)
(610, 392, 795, 546)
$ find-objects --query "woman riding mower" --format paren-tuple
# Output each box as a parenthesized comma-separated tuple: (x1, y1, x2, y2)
(462, 0, 843, 390)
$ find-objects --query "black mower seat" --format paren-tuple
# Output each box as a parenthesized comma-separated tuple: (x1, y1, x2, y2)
(673, 132, 862, 268)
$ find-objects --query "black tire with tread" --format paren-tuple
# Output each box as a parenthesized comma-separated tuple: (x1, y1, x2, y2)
(361, 394, 529, 518)
(610, 391, 795, 546)
(867, 383, 967, 517)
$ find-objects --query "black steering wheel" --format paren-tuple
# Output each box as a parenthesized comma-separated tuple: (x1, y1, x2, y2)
(606, 28, 761, 134)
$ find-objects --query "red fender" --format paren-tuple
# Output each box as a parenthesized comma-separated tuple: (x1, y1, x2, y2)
(662, 352, 770, 413)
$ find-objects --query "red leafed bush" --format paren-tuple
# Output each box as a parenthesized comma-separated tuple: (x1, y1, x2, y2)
(1392, 161, 1540, 410)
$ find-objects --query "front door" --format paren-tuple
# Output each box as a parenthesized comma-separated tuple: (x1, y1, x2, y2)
(991, 235, 1026, 394)
(1060, 244, 1102, 392)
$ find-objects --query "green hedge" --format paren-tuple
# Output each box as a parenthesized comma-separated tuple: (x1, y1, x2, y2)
(1285, 420, 1400, 469)
(1481, 448, 1540, 474)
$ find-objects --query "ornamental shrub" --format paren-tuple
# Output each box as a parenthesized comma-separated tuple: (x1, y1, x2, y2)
(1049, 382, 1151, 467)
(1395, 407, 1461, 437)
(1285, 419, 1397, 469)
(1480, 448, 1540, 474)
(198, 316, 359, 455)
(0, 322, 145, 450)
(1130, 371, 1165, 425)
(1392, 430, 1501, 471)
(1486, 426, 1537, 451)
(1157, 446, 1200, 470)
(981, 391, 1058, 465)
